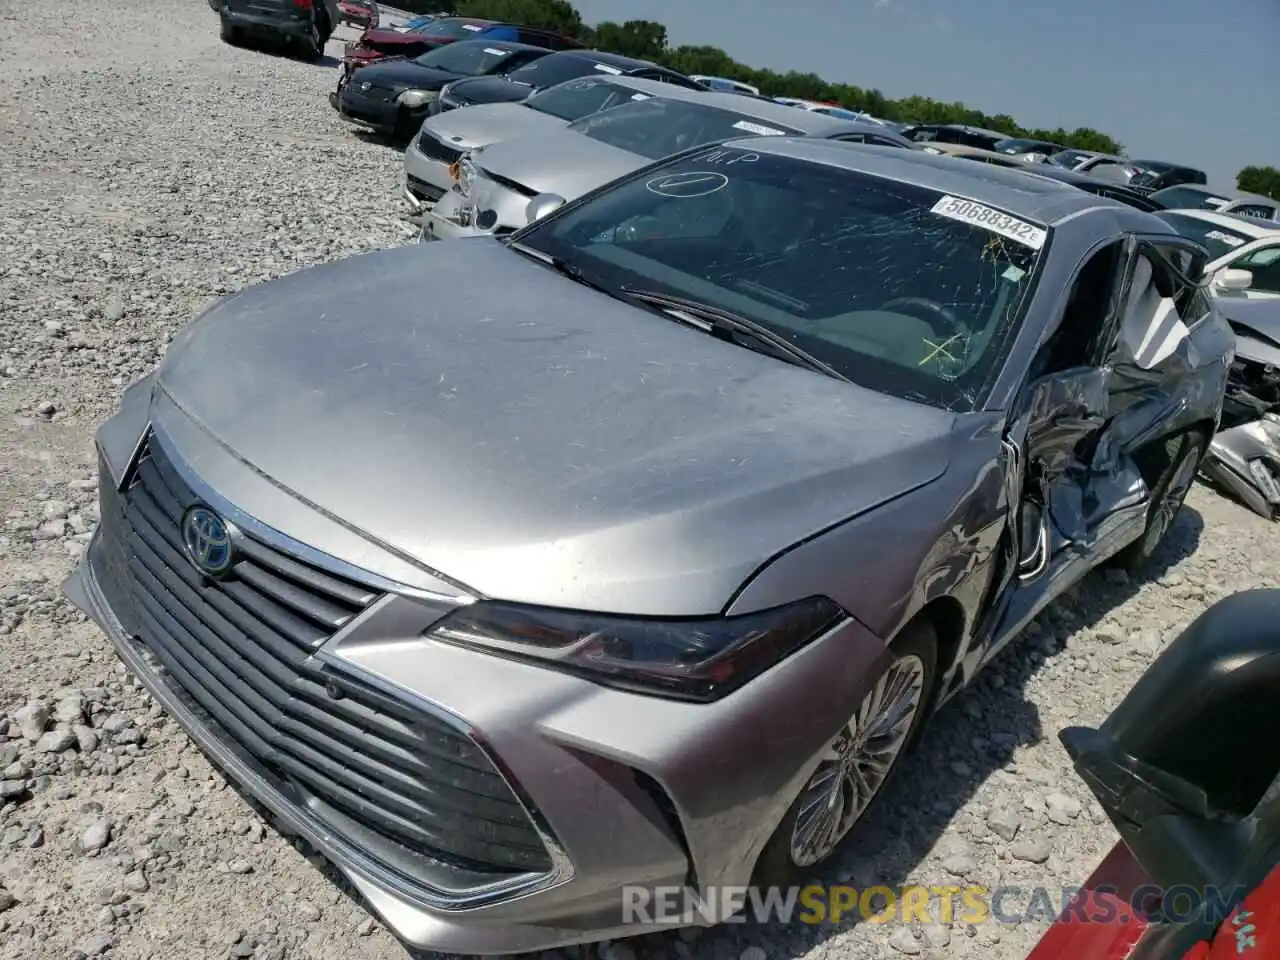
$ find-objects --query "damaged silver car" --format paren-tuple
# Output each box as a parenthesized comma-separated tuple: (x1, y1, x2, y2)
(64, 143, 1232, 956)
(1155, 210, 1280, 518)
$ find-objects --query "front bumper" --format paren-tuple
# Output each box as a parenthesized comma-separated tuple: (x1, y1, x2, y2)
(402, 133, 461, 210)
(1202, 416, 1280, 520)
(221, 8, 311, 38)
(334, 85, 428, 138)
(64, 400, 890, 955)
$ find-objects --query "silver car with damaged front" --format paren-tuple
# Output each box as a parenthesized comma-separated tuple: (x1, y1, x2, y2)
(404, 74, 677, 212)
(421, 90, 914, 240)
(65, 143, 1231, 955)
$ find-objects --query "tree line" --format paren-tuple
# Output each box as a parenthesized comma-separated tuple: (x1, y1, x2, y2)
(397, 0, 1280, 196)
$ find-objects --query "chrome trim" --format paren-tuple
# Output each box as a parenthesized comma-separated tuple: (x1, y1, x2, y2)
(74, 546, 568, 913)
(1016, 509, 1050, 581)
(319, 597, 576, 898)
(140, 420, 474, 606)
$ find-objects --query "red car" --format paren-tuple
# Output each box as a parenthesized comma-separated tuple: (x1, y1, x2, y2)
(336, 0, 377, 30)
(1026, 589, 1280, 960)
(337, 16, 580, 89)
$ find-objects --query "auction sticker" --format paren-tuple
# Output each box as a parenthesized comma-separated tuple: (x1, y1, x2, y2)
(930, 196, 1047, 250)
(731, 120, 786, 136)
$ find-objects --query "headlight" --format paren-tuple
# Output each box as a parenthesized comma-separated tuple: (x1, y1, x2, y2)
(425, 596, 846, 702)
(398, 89, 437, 108)
(454, 153, 477, 197)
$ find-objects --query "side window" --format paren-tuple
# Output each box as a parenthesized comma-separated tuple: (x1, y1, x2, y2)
(869, 136, 907, 148)
(833, 133, 869, 143)
(1233, 245, 1280, 295)
(1033, 241, 1126, 377)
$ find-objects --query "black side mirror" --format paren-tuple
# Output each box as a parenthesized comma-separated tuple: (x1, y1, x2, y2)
(1060, 590, 1280, 952)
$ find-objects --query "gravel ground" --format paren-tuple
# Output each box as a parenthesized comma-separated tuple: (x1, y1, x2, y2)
(2, 2, 1278, 959)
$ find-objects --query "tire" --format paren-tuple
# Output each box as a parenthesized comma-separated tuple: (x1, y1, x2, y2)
(752, 620, 937, 887)
(1111, 429, 1207, 572)
(219, 15, 238, 45)
(299, 19, 325, 60)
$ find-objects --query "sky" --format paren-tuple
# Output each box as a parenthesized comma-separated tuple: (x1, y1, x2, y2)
(571, 0, 1279, 187)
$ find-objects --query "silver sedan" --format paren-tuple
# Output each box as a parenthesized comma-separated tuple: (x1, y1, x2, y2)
(422, 91, 914, 240)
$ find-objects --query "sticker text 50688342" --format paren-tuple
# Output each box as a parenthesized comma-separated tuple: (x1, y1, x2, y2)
(929, 196, 1047, 251)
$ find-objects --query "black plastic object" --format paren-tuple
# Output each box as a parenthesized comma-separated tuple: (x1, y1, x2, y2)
(1060, 589, 1280, 956)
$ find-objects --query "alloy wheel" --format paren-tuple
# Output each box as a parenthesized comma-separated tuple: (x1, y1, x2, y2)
(789, 654, 926, 867)
(1144, 439, 1202, 552)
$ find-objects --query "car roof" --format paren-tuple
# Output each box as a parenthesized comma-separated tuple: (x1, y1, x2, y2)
(437, 15, 497, 25)
(1130, 159, 1206, 175)
(915, 123, 1010, 139)
(1152, 183, 1276, 204)
(726, 136, 1161, 226)
(559, 49, 659, 69)
(601, 79, 908, 138)
(1157, 208, 1280, 237)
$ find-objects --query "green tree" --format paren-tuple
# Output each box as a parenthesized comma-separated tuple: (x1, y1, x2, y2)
(584, 20, 667, 60)
(1237, 166, 1280, 200)
(404, 0, 1128, 154)
(454, 0, 585, 37)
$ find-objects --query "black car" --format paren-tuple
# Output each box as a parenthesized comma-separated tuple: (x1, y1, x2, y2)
(1022, 165, 1164, 212)
(900, 122, 1010, 151)
(1124, 160, 1209, 195)
(429, 49, 702, 115)
(334, 40, 552, 140)
(941, 149, 1164, 212)
(217, 0, 338, 59)
(993, 136, 1064, 160)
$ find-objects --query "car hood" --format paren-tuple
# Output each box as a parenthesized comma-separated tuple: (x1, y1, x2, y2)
(471, 126, 645, 200)
(154, 241, 955, 615)
(353, 58, 462, 90)
(358, 28, 442, 46)
(446, 75, 534, 105)
(1220, 297, 1280, 365)
(422, 101, 566, 150)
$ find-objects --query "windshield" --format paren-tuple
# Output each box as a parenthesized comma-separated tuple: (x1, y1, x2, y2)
(1158, 213, 1253, 260)
(411, 18, 491, 39)
(1048, 149, 1092, 168)
(814, 106, 866, 120)
(515, 146, 1045, 409)
(526, 76, 648, 121)
(415, 40, 520, 75)
(995, 138, 1052, 155)
(509, 54, 613, 89)
(567, 99, 803, 160)
(1154, 187, 1228, 211)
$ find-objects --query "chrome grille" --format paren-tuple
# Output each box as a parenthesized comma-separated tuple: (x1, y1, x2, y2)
(97, 433, 552, 880)
(415, 129, 463, 164)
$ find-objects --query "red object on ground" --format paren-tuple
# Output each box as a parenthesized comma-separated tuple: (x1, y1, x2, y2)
(1025, 842, 1280, 960)
(1195, 862, 1280, 959)
(1024, 843, 1154, 960)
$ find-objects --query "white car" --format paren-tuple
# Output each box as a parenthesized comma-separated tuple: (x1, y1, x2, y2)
(1157, 209, 1280, 300)
(1150, 184, 1279, 223)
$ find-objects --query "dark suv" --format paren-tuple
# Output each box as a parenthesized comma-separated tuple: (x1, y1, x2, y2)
(1124, 160, 1209, 195)
(900, 122, 1010, 151)
(431, 49, 702, 114)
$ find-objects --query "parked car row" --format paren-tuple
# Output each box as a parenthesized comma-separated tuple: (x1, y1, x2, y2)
(164, 9, 1278, 955)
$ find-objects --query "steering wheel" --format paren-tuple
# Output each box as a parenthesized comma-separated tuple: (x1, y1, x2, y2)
(879, 297, 964, 336)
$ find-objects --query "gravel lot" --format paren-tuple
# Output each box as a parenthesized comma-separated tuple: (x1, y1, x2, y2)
(2, 2, 1278, 959)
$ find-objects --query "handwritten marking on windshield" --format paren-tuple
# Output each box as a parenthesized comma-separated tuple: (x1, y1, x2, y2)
(645, 172, 730, 198)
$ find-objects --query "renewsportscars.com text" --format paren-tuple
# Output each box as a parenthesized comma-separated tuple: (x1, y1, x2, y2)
(622, 883, 1250, 927)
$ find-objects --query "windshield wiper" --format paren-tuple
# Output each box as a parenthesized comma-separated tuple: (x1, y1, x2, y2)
(619, 288, 850, 382)
(506, 241, 629, 299)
